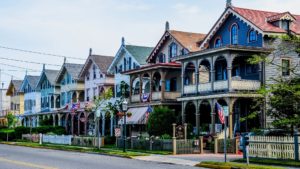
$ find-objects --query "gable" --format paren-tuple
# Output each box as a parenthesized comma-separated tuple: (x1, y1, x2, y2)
(208, 13, 263, 48)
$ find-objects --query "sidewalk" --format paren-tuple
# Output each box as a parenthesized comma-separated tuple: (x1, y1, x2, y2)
(133, 154, 242, 166)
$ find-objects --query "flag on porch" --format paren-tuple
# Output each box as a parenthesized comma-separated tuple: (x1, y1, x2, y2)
(145, 105, 153, 122)
(71, 102, 80, 112)
(215, 102, 225, 124)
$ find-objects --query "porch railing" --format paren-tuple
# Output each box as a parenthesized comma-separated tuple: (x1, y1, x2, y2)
(164, 92, 181, 100)
(198, 83, 212, 93)
(184, 85, 197, 94)
(231, 80, 261, 91)
(213, 80, 228, 91)
(152, 92, 161, 101)
(131, 94, 140, 103)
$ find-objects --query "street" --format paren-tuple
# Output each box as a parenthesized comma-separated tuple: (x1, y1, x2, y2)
(0, 144, 200, 169)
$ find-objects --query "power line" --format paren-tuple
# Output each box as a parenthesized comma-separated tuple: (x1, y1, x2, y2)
(1, 72, 22, 80)
(0, 57, 61, 66)
(1, 69, 39, 72)
(0, 45, 85, 60)
(0, 62, 40, 72)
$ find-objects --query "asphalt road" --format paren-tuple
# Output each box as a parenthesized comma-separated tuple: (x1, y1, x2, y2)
(0, 144, 199, 169)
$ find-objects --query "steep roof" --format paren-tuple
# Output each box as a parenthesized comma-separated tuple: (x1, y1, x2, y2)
(44, 69, 60, 85)
(79, 55, 114, 78)
(26, 75, 40, 88)
(233, 7, 300, 34)
(169, 30, 206, 52)
(6, 80, 23, 95)
(56, 63, 84, 82)
(125, 45, 153, 65)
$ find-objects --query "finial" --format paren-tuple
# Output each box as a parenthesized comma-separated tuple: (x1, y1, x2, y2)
(226, 0, 232, 8)
(11, 76, 13, 80)
(89, 48, 92, 56)
(43, 64, 45, 71)
(121, 37, 125, 47)
(165, 21, 170, 31)
(25, 69, 28, 76)
(63, 57, 66, 64)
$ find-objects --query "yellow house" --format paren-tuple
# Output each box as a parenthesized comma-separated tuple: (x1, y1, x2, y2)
(6, 80, 24, 116)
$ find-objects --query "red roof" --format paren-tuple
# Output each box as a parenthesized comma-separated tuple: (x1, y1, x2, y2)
(233, 7, 300, 34)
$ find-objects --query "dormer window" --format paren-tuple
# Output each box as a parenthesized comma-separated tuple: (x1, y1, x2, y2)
(93, 65, 97, 79)
(86, 72, 90, 81)
(215, 38, 222, 48)
(231, 24, 238, 45)
(158, 53, 166, 63)
(249, 30, 257, 42)
(169, 43, 177, 59)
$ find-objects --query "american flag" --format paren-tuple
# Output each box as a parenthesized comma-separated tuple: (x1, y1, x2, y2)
(145, 105, 153, 122)
(215, 102, 225, 124)
(71, 102, 80, 112)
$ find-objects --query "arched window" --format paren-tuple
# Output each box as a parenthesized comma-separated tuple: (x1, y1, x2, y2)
(93, 65, 96, 79)
(158, 53, 165, 63)
(215, 38, 222, 48)
(249, 30, 257, 42)
(231, 24, 238, 45)
(169, 43, 177, 59)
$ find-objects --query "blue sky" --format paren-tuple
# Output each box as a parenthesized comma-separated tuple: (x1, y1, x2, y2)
(0, 0, 300, 87)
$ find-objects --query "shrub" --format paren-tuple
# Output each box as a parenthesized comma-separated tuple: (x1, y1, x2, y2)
(104, 136, 116, 145)
(160, 134, 172, 140)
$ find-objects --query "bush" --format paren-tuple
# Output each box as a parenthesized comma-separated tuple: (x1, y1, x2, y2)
(10, 126, 66, 140)
(160, 134, 172, 140)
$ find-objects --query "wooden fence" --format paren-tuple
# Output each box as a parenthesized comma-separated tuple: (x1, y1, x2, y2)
(249, 136, 300, 160)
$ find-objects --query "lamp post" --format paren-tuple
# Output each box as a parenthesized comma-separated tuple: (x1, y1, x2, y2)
(122, 99, 128, 152)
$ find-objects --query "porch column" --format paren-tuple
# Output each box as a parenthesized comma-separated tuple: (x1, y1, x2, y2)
(258, 62, 263, 83)
(195, 100, 200, 136)
(211, 57, 215, 91)
(102, 114, 105, 136)
(181, 101, 185, 124)
(181, 62, 185, 95)
(227, 66, 232, 92)
(149, 72, 153, 102)
(139, 74, 142, 103)
(195, 60, 199, 94)
(54, 95, 57, 109)
(36, 116, 40, 127)
(129, 75, 133, 103)
(228, 98, 235, 139)
(58, 114, 62, 126)
(211, 99, 216, 135)
(160, 70, 166, 101)
(71, 114, 74, 135)
(110, 113, 114, 136)
(76, 91, 80, 102)
(78, 116, 80, 135)
(52, 114, 56, 127)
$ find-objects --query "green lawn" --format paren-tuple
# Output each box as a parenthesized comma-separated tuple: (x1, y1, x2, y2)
(0, 141, 151, 158)
(196, 161, 284, 169)
(233, 158, 300, 168)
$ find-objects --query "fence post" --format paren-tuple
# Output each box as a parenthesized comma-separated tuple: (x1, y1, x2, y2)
(199, 136, 203, 154)
(39, 133, 42, 145)
(172, 137, 177, 155)
(295, 131, 299, 161)
(235, 137, 239, 154)
(214, 136, 218, 154)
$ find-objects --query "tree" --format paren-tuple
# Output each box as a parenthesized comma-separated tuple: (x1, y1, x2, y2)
(6, 112, 17, 128)
(147, 106, 176, 136)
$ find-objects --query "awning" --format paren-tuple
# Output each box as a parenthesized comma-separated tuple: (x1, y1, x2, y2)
(118, 107, 148, 125)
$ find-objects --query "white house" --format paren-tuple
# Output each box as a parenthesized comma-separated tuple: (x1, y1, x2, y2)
(107, 38, 153, 98)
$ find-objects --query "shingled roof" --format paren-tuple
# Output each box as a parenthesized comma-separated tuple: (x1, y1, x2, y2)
(44, 69, 60, 85)
(79, 55, 114, 78)
(6, 80, 23, 95)
(233, 7, 300, 34)
(26, 75, 40, 88)
(125, 45, 153, 65)
(169, 30, 206, 52)
(56, 63, 84, 82)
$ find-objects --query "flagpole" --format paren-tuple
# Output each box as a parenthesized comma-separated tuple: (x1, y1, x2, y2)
(224, 116, 227, 163)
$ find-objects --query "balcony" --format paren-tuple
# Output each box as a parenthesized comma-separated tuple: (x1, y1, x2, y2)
(213, 80, 228, 91)
(184, 85, 197, 94)
(232, 80, 261, 91)
(152, 92, 161, 101)
(131, 94, 140, 103)
(198, 83, 212, 93)
(164, 92, 181, 100)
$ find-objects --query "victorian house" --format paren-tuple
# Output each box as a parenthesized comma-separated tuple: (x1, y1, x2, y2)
(6, 80, 24, 116)
(123, 22, 206, 135)
(107, 38, 153, 98)
(20, 75, 40, 127)
(174, 1, 300, 138)
(55, 61, 84, 135)
(78, 51, 115, 136)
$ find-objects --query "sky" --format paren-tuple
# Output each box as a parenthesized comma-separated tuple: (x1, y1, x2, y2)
(0, 0, 300, 88)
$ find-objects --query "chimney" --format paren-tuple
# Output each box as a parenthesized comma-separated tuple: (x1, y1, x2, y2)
(165, 21, 170, 31)
(89, 48, 92, 56)
(43, 64, 45, 71)
(63, 57, 66, 64)
(226, 0, 232, 8)
(121, 37, 125, 47)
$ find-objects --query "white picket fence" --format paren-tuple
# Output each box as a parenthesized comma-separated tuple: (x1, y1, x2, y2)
(249, 136, 300, 160)
(42, 134, 73, 145)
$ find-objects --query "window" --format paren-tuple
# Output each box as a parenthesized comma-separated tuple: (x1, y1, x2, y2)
(86, 72, 90, 81)
(133, 62, 136, 69)
(115, 66, 118, 73)
(282, 59, 290, 76)
(93, 65, 97, 79)
(246, 64, 259, 74)
(215, 38, 222, 48)
(118, 65, 122, 73)
(231, 24, 238, 45)
(100, 74, 103, 78)
(129, 57, 132, 70)
(169, 43, 177, 58)
(181, 49, 188, 55)
(249, 30, 257, 42)
(86, 88, 90, 101)
(93, 87, 97, 99)
(123, 58, 127, 71)
(158, 53, 165, 63)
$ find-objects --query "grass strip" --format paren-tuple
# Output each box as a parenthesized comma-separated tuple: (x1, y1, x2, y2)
(195, 161, 284, 169)
(233, 158, 300, 168)
(0, 141, 148, 158)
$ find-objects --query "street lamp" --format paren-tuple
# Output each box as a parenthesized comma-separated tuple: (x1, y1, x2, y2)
(122, 99, 128, 152)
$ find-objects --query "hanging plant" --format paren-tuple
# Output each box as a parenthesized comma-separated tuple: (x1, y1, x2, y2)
(127, 112, 132, 117)
(117, 112, 125, 117)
